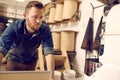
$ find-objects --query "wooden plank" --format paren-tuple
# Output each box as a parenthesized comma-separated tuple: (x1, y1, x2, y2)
(62, 50, 71, 70)
(37, 45, 45, 71)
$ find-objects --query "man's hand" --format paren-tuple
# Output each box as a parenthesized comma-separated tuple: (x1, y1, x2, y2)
(45, 54, 55, 80)
(49, 77, 54, 80)
(0, 53, 4, 66)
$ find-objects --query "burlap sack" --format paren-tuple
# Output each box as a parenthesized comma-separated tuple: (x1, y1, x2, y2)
(52, 32, 61, 50)
(63, 0, 78, 20)
(60, 31, 75, 51)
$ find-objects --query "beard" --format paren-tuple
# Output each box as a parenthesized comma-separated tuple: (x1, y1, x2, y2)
(26, 18, 41, 32)
(29, 24, 40, 31)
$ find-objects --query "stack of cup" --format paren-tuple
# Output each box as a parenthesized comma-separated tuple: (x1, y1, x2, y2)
(63, 70, 76, 80)
(54, 71, 62, 80)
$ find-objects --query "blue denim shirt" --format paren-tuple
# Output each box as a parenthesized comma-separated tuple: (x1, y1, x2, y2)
(0, 19, 54, 63)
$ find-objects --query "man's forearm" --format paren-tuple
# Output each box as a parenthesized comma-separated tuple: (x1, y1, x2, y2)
(0, 52, 4, 66)
(45, 54, 55, 80)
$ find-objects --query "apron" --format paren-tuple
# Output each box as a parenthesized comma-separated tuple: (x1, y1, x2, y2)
(7, 33, 41, 64)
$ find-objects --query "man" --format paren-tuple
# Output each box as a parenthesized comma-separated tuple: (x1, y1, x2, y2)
(0, 1, 54, 80)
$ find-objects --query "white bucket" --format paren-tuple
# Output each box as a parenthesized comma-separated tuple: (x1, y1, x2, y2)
(54, 71, 62, 80)
(63, 70, 76, 80)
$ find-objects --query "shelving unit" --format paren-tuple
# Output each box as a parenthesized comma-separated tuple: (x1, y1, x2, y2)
(36, 46, 76, 72)
(50, 21, 80, 32)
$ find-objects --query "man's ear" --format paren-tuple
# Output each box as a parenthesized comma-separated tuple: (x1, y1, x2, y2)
(23, 12, 26, 18)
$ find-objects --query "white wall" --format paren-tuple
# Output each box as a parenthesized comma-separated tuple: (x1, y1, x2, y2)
(74, 0, 104, 77)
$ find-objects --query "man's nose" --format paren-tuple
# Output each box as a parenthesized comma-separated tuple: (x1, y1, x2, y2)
(36, 19, 41, 23)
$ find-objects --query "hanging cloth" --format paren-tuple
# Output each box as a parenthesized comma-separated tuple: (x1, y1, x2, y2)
(92, 16, 103, 50)
(81, 17, 93, 51)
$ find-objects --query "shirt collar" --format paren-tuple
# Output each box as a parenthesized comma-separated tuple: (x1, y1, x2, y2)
(23, 21, 40, 37)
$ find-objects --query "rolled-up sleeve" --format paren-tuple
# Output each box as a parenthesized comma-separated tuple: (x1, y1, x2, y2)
(43, 47, 54, 55)
(0, 23, 15, 56)
(0, 46, 8, 56)
(41, 24, 54, 55)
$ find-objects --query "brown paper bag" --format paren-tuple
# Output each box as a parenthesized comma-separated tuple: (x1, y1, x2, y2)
(60, 31, 76, 51)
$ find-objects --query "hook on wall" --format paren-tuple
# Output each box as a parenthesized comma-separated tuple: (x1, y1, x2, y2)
(90, 3, 105, 9)
(90, 3, 105, 19)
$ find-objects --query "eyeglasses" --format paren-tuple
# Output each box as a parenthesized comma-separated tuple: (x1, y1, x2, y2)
(31, 16, 43, 22)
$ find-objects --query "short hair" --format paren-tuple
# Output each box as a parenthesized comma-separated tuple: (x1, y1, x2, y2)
(25, 1, 44, 12)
